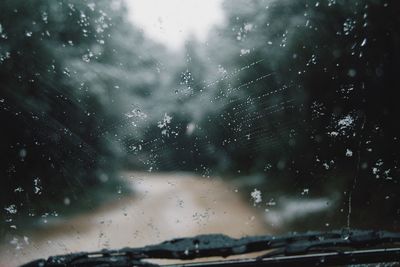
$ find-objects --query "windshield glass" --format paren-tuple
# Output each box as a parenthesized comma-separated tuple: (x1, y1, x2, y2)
(0, 0, 399, 266)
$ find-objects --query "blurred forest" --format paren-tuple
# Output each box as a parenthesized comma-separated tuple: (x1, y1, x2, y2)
(0, 0, 171, 231)
(1, 0, 399, 235)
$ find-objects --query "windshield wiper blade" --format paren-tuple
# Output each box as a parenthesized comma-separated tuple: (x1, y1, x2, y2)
(21, 229, 400, 267)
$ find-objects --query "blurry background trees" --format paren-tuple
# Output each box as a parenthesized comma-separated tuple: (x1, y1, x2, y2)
(128, 0, 400, 230)
(199, 0, 400, 230)
(1, 0, 399, 235)
(0, 0, 169, 232)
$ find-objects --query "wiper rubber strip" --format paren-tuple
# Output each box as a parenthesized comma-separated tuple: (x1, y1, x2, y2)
(20, 229, 400, 267)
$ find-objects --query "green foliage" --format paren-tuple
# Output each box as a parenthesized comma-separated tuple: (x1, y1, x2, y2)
(1, 0, 399, 233)
(201, 0, 400, 228)
(0, 0, 165, 229)
(0, 0, 113, 224)
(129, 0, 400, 229)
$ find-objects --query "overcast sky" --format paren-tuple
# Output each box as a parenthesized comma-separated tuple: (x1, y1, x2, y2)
(125, 0, 224, 50)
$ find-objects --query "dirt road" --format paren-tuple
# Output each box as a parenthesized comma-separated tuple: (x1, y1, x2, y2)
(0, 172, 268, 266)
